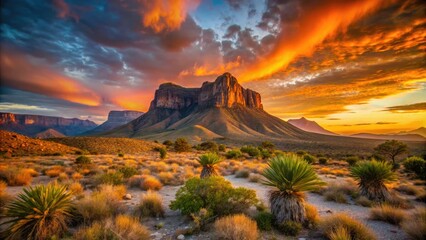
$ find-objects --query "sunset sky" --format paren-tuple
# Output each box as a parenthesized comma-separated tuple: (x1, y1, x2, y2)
(0, 0, 425, 134)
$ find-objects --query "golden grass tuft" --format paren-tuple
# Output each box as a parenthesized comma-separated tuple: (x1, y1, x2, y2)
(72, 172, 83, 181)
(0, 167, 33, 186)
(214, 214, 259, 240)
(319, 213, 377, 240)
(141, 176, 163, 191)
(45, 166, 64, 178)
(370, 204, 407, 225)
(329, 226, 351, 240)
(138, 190, 165, 218)
(401, 208, 426, 240)
(305, 203, 319, 227)
(68, 182, 84, 195)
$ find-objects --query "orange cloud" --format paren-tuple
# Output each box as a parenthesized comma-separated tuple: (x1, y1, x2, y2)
(140, 0, 200, 33)
(0, 51, 101, 106)
(179, 56, 242, 77)
(239, 0, 396, 82)
(52, 0, 79, 21)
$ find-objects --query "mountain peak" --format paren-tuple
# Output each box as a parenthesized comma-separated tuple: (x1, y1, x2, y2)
(288, 117, 338, 136)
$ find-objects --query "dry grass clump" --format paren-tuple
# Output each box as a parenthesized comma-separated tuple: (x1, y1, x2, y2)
(369, 204, 407, 225)
(214, 214, 258, 240)
(386, 192, 413, 209)
(75, 184, 126, 224)
(138, 190, 165, 218)
(45, 166, 64, 178)
(0, 167, 33, 186)
(248, 173, 262, 182)
(317, 166, 349, 177)
(322, 180, 358, 204)
(0, 180, 12, 211)
(401, 208, 426, 240)
(72, 172, 83, 181)
(396, 184, 423, 196)
(74, 215, 151, 240)
(68, 182, 84, 196)
(328, 226, 351, 240)
(141, 175, 163, 190)
(319, 213, 377, 240)
(235, 169, 250, 178)
(158, 171, 174, 185)
(355, 196, 373, 207)
(304, 203, 319, 228)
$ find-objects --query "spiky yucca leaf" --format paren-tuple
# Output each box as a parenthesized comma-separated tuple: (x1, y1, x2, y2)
(2, 184, 74, 240)
(351, 160, 396, 201)
(262, 154, 325, 194)
(197, 153, 223, 166)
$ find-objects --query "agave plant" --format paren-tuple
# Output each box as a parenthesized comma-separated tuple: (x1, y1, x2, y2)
(197, 153, 223, 178)
(2, 184, 74, 240)
(351, 160, 396, 202)
(262, 154, 325, 224)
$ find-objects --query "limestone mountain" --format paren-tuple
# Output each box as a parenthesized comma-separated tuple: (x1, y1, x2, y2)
(83, 110, 144, 135)
(288, 117, 338, 136)
(0, 112, 97, 137)
(101, 73, 323, 141)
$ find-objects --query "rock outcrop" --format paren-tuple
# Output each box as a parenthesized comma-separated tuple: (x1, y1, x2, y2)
(0, 112, 97, 136)
(83, 110, 144, 135)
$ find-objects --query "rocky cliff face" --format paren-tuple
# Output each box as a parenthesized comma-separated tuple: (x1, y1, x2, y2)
(149, 72, 262, 111)
(0, 112, 97, 136)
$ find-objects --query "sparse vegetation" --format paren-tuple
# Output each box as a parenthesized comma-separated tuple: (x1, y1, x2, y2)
(0, 167, 33, 186)
(226, 149, 243, 159)
(240, 145, 260, 157)
(319, 157, 328, 165)
(75, 155, 91, 164)
(141, 175, 163, 190)
(303, 154, 317, 164)
(404, 156, 426, 179)
(2, 184, 74, 240)
(278, 220, 302, 236)
(197, 152, 223, 178)
(345, 156, 359, 166)
(351, 160, 396, 202)
(138, 190, 165, 218)
(374, 140, 408, 166)
(255, 211, 274, 231)
(214, 214, 259, 240)
(174, 138, 191, 152)
(95, 171, 124, 185)
(262, 154, 325, 224)
(401, 208, 426, 240)
(369, 204, 407, 225)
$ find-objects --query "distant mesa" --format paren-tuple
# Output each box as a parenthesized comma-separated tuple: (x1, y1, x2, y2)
(396, 127, 426, 138)
(35, 128, 66, 139)
(100, 72, 322, 141)
(350, 132, 426, 141)
(0, 112, 97, 137)
(83, 110, 144, 135)
(287, 117, 338, 136)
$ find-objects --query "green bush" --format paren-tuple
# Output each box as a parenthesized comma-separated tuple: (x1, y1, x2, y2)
(174, 138, 191, 152)
(346, 156, 359, 166)
(260, 149, 272, 159)
(403, 156, 426, 179)
(3, 184, 74, 240)
(226, 149, 243, 159)
(261, 141, 275, 151)
(296, 151, 306, 156)
(95, 172, 124, 185)
(240, 145, 260, 157)
(218, 144, 226, 152)
(319, 157, 328, 165)
(162, 140, 173, 146)
(303, 154, 317, 164)
(170, 177, 258, 216)
(76, 155, 91, 164)
(159, 148, 167, 159)
(278, 220, 302, 236)
(255, 212, 274, 231)
(118, 166, 138, 178)
(198, 141, 218, 152)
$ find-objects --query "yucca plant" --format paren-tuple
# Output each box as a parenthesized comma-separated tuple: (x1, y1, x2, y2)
(262, 154, 325, 224)
(350, 160, 396, 202)
(198, 153, 223, 178)
(2, 184, 74, 240)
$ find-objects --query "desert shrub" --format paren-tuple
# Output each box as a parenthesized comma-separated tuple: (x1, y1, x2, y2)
(118, 166, 138, 178)
(141, 175, 163, 190)
(75, 185, 125, 224)
(240, 145, 260, 157)
(386, 192, 414, 209)
(370, 204, 407, 225)
(162, 140, 173, 146)
(74, 215, 150, 240)
(127, 175, 145, 188)
(355, 196, 373, 207)
(170, 176, 258, 216)
(226, 149, 243, 159)
(174, 138, 191, 152)
(218, 144, 226, 152)
(260, 149, 272, 159)
(118, 153, 124, 157)
(158, 171, 174, 185)
(401, 208, 426, 240)
(253, 212, 273, 231)
(69, 182, 84, 195)
(198, 153, 223, 178)
(351, 160, 396, 202)
(214, 214, 258, 240)
(0, 167, 33, 186)
(72, 172, 83, 181)
(261, 141, 275, 151)
(304, 203, 319, 228)
(138, 190, 164, 218)
(319, 157, 328, 165)
(248, 173, 262, 182)
(95, 171, 124, 185)
(346, 156, 359, 166)
(76, 155, 92, 165)
(0, 180, 12, 213)
(198, 141, 219, 152)
(396, 184, 422, 196)
(319, 213, 377, 240)
(58, 172, 69, 182)
(404, 156, 426, 179)
(45, 166, 64, 178)
(328, 226, 351, 240)
(296, 150, 306, 156)
(2, 184, 74, 240)
(323, 188, 348, 204)
(278, 220, 302, 236)
(235, 169, 250, 178)
(159, 147, 167, 159)
(303, 154, 317, 164)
